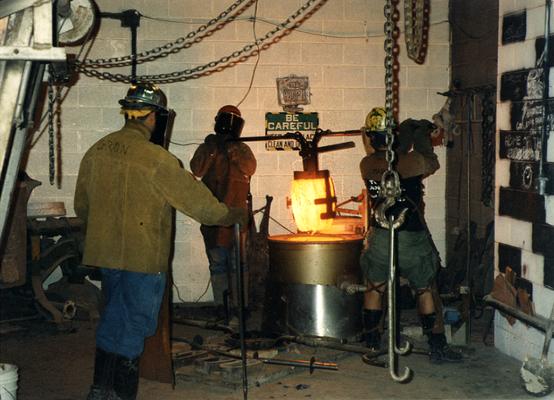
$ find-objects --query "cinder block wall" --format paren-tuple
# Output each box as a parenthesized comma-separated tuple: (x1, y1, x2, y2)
(495, 0, 554, 361)
(25, 0, 450, 301)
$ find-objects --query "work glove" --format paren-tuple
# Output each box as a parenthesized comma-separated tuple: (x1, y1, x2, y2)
(205, 133, 231, 149)
(226, 207, 249, 228)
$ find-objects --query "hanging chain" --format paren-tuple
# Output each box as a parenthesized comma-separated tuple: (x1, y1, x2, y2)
(47, 69, 56, 186)
(375, 0, 406, 231)
(404, 0, 429, 64)
(79, 0, 253, 68)
(55, 84, 62, 189)
(384, 0, 399, 173)
(74, 0, 325, 84)
(481, 91, 495, 207)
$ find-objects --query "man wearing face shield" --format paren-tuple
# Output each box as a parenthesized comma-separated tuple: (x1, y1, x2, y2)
(75, 84, 248, 400)
(190, 105, 257, 315)
(359, 107, 462, 364)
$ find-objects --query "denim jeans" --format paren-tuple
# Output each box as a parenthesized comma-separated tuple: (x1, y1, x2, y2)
(206, 246, 236, 276)
(96, 268, 166, 359)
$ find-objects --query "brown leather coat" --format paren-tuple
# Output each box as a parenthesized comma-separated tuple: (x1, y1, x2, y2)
(74, 120, 244, 274)
(190, 140, 256, 248)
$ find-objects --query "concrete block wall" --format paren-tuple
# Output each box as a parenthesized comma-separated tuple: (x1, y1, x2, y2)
(495, 0, 554, 361)
(25, 0, 450, 301)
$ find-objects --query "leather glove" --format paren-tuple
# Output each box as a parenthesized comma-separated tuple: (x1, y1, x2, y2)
(226, 207, 249, 228)
(205, 133, 230, 149)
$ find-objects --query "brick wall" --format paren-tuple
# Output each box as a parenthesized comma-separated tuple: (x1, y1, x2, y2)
(495, 0, 554, 361)
(25, 0, 450, 301)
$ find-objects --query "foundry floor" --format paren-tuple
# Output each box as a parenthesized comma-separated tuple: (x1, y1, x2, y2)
(0, 305, 534, 400)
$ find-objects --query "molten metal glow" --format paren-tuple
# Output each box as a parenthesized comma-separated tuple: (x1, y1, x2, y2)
(290, 177, 336, 233)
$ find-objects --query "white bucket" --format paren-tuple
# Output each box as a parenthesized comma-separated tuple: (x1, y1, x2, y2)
(0, 364, 18, 400)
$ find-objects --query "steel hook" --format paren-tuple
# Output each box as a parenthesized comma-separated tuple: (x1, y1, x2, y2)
(375, 170, 408, 229)
(395, 340, 412, 355)
(386, 216, 413, 383)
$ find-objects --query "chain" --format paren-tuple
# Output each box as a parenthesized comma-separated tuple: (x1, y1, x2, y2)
(375, 0, 405, 231)
(74, 0, 324, 84)
(481, 91, 495, 207)
(404, 0, 429, 64)
(383, 0, 399, 174)
(79, 0, 252, 67)
(47, 69, 56, 185)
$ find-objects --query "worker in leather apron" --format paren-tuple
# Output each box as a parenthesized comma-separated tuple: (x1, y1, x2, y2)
(359, 107, 462, 363)
(190, 105, 256, 316)
(75, 84, 248, 400)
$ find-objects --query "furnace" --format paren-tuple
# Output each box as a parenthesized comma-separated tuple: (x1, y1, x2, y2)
(241, 129, 367, 342)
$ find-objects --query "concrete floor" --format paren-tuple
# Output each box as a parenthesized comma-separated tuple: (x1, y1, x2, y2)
(0, 310, 533, 400)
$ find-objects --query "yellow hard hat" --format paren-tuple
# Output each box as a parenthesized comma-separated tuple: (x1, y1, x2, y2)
(365, 107, 387, 132)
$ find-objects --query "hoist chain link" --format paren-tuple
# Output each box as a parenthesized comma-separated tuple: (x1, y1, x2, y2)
(481, 91, 496, 207)
(47, 69, 56, 186)
(79, 0, 251, 67)
(74, 0, 324, 84)
(404, 0, 429, 64)
(376, 0, 406, 231)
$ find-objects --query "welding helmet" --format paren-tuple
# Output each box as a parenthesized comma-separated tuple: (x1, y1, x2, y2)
(214, 105, 244, 139)
(364, 107, 388, 149)
(119, 83, 176, 148)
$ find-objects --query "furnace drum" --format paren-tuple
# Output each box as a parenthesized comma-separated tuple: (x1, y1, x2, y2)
(262, 233, 364, 341)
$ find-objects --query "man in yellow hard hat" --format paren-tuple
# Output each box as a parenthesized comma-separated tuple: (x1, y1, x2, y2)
(359, 107, 462, 364)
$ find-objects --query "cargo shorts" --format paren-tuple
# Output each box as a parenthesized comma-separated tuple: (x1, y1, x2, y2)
(360, 227, 439, 289)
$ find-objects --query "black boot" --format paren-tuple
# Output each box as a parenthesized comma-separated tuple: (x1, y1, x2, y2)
(113, 356, 140, 400)
(362, 309, 383, 350)
(87, 348, 118, 400)
(420, 313, 463, 364)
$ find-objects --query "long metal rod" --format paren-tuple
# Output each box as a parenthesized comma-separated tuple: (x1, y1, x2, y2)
(234, 223, 248, 400)
(538, 0, 552, 196)
(387, 219, 411, 382)
(464, 94, 474, 343)
(483, 295, 554, 334)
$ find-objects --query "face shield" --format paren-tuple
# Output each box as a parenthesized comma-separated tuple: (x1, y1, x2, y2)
(150, 109, 176, 148)
(119, 83, 176, 148)
(214, 105, 244, 139)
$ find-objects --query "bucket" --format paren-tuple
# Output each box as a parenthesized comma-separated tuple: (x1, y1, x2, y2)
(0, 364, 18, 400)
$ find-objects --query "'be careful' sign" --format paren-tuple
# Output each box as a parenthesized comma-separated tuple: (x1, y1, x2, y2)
(265, 112, 319, 150)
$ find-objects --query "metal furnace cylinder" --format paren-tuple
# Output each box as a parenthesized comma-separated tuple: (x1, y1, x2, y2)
(262, 233, 364, 341)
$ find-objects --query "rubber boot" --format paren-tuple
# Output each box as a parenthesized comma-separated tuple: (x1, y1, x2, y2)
(211, 274, 229, 306)
(362, 309, 383, 350)
(86, 348, 118, 400)
(421, 313, 463, 363)
(113, 356, 140, 400)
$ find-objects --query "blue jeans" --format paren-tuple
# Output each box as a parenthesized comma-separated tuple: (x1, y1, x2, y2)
(96, 268, 166, 359)
(206, 246, 235, 276)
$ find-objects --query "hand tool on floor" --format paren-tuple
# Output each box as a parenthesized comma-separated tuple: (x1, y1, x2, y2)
(520, 302, 554, 397)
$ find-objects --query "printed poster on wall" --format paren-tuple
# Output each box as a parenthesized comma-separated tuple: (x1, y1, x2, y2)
(264, 112, 319, 150)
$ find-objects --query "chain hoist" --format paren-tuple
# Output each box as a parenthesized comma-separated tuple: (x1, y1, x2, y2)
(376, 0, 412, 384)
(47, 68, 56, 186)
(404, 0, 429, 64)
(74, 0, 326, 84)
(481, 91, 495, 207)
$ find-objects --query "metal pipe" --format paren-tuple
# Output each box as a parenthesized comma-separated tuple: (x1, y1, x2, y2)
(483, 295, 554, 334)
(387, 219, 411, 382)
(284, 335, 387, 356)
(261, 358, 338, 372)
(538, 0, 552, 196)
(234, 223, 248, 400)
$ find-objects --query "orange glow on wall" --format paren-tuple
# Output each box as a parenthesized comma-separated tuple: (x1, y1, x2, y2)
(290, 175, 336, 233)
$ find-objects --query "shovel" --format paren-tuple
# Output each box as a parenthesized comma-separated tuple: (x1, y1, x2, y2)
(520, 302, 554, 396)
